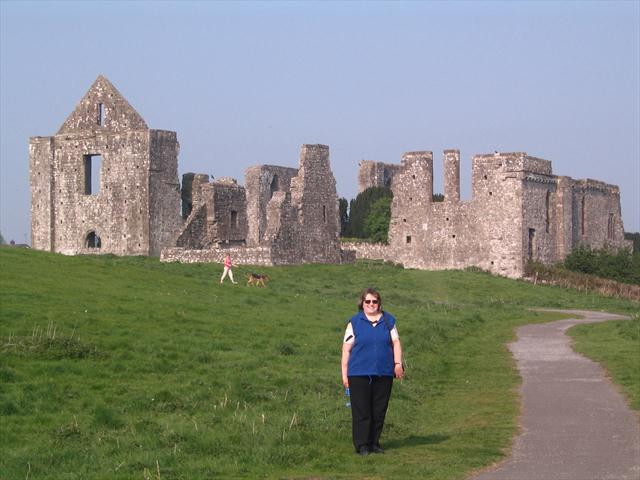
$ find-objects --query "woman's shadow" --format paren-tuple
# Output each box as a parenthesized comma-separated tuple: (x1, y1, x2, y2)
(384, 434, 449, 450)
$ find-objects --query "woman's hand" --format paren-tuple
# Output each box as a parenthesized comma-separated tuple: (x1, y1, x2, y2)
(342, 375, 349, 388)
(394, 363, 404, 379)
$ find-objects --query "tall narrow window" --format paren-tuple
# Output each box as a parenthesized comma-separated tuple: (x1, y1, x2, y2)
(528, 228, 536, 260)
(270, 175, 279, 199)
(607, 214, 615, 240)
(322, 205, 327, 222)
(581, 195, 586, 236)
(545, 191, 551, 233)
(98, 103, 105, 126)
(83, 154, 102, 195)
(230, 210, 238, 229)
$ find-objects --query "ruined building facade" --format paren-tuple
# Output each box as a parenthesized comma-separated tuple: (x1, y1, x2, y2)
(30, 76, 629, 276)
(30, 76, 346, 265)
(30, 76, 182, 256)
(354, 150, 630, 278)
(162, 144, 345, 265)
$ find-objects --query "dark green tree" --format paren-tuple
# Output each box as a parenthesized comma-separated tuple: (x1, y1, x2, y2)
(364, 196, 392, 243)
(433, 193, 444, 202)
(0, 232, 5, 245)
(338, 198, 349, 236)
(346, 187, 393, 238)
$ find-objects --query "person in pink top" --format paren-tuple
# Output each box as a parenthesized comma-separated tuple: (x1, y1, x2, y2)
(220, 254, 238, 284)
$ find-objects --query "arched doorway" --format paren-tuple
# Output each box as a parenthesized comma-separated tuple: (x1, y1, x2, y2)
(85, 231, 102, 249)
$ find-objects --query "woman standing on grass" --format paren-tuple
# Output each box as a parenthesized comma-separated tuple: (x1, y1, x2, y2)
(341, 288, 404, 456)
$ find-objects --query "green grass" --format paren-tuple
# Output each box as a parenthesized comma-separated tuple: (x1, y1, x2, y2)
(568, 316, 640, 410)
(1, 247, 638, 479)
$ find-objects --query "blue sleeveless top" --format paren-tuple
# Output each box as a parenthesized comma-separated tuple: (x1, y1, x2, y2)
(347, 311, 396, 377)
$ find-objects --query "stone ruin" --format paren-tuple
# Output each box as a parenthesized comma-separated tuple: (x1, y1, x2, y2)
(162, 144, 347, 265)
(29, 76, 631, 276)
(350, 150, 631, 278)
(357, 160, 402, 193)
(29, 76, 182, 256)
(30, 76, 347, 266)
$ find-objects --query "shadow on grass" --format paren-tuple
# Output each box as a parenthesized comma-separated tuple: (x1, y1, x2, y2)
(385, 434, 449, 450)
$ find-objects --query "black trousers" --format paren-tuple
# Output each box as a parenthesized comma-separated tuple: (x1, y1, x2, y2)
(348, 375, 393, 451)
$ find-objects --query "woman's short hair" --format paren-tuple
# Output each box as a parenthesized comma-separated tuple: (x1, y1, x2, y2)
(358, 288, 382, 311)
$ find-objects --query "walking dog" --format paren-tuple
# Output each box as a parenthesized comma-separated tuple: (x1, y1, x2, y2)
(246, 272, 270, 287)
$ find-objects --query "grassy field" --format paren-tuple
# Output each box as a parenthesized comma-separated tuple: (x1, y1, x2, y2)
(568, 318, 640, 410)
(1, 247, 638, 479)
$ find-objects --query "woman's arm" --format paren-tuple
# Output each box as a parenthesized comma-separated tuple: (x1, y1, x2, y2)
(341, 342, 352, 387)
(393, 338, 404, 379)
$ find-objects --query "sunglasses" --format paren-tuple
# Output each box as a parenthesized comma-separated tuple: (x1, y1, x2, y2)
(364, 299, 379, 305)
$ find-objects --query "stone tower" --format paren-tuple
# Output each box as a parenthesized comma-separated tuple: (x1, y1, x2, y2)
(29, 75, 182, 255)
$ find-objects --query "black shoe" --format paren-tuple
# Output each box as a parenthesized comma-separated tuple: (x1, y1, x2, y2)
(370, 445, 385, 454)
(357, 446, 370, 456)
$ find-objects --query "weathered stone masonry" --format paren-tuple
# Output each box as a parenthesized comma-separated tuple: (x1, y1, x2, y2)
(30, 76, 629, 277)
(164, 144, 347, 265)
(30, 76, 349, 266)
(30, 76, 182, 256)
(357, 150, 630, 278)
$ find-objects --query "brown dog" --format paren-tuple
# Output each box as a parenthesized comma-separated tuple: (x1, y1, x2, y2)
(246, 272, 270, 287)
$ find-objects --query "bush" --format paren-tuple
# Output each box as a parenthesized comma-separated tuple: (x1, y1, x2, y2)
(563, 246, 640, 285)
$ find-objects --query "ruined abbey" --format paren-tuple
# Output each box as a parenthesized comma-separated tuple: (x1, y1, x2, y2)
(30, 76, 630, 277)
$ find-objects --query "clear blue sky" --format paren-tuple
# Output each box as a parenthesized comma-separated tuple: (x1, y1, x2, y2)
(1, 0, 638, 244)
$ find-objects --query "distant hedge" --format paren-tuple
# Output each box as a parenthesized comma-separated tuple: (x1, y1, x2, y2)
(563, 245, 640, 286)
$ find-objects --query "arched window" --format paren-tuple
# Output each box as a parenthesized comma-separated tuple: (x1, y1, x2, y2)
(86, 231, 102, 249)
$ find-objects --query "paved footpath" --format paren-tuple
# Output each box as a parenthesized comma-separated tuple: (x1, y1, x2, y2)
(471, 309, 640, 480)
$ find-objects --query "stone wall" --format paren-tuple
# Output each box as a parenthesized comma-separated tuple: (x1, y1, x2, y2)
(29, 137, 54, 251)
(358, 160, 402, 192)
(340, 241, 389, 261)
(164, 144, 347, 266)
(161, 246, 272, 265)
(245, 165, 297, 247)
(360, 150, 630, 278)
(177, 175, 248, 249)
(149, 130, 183, 256)
(572, 180, 627, 250)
